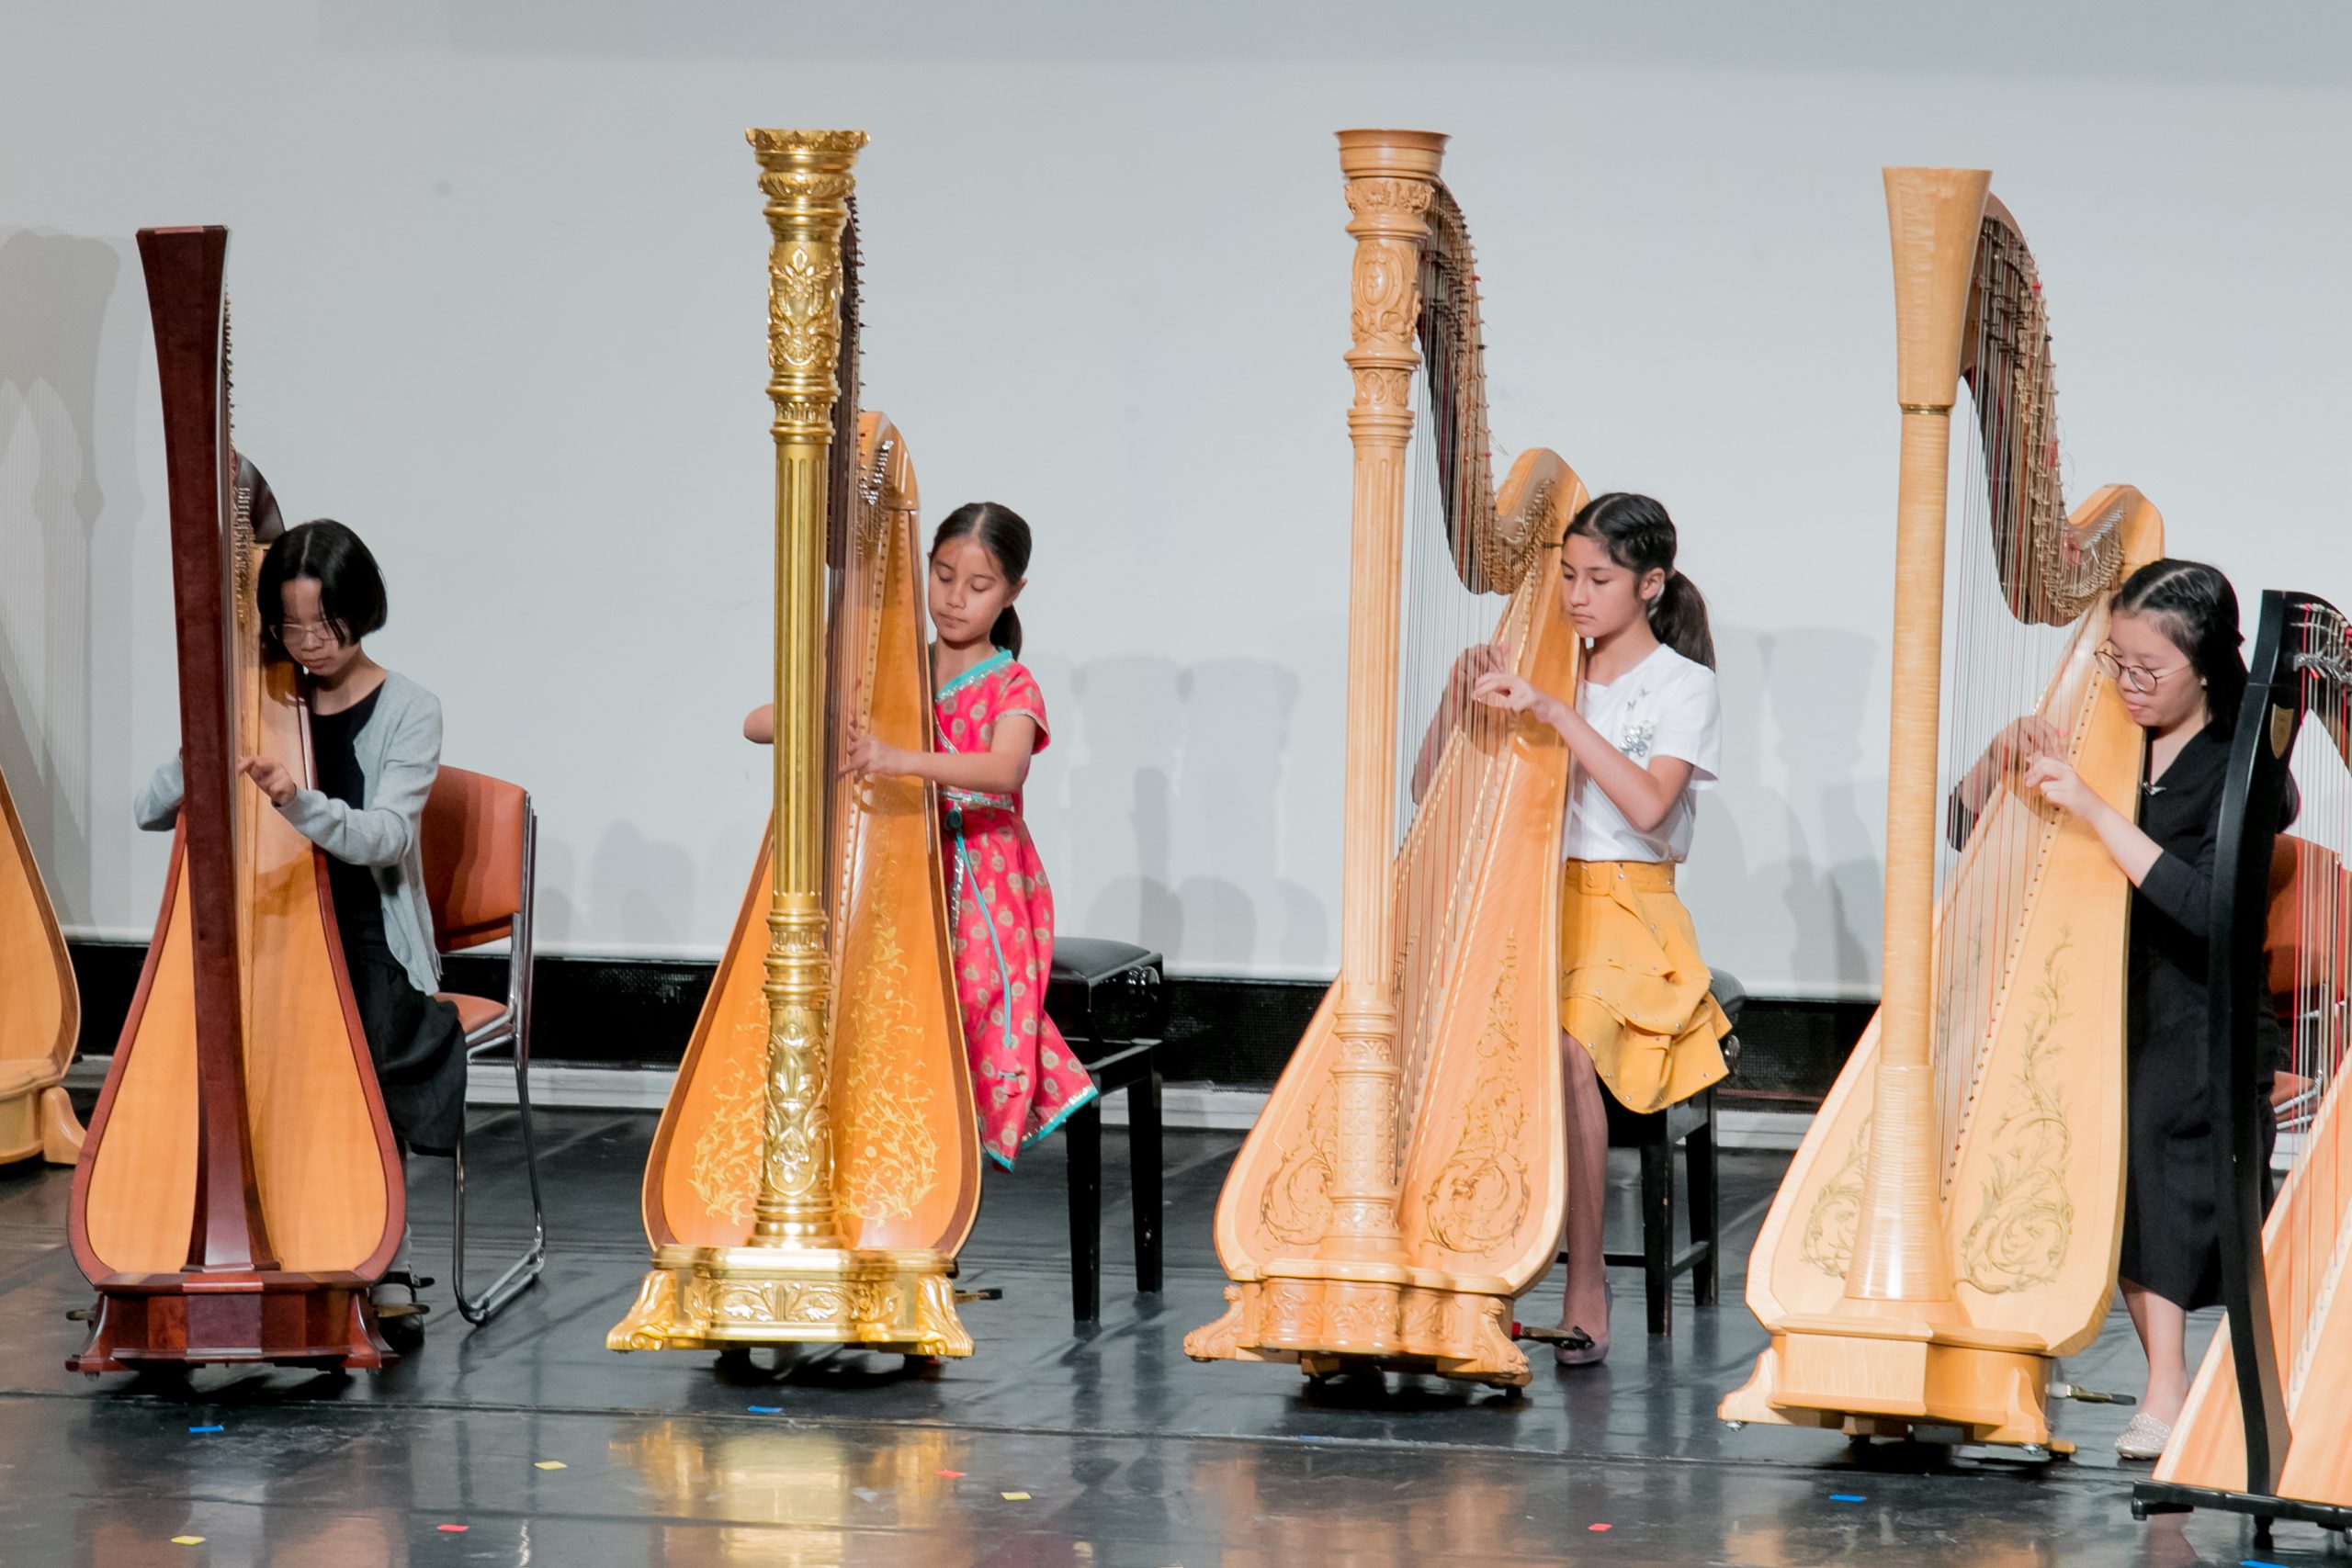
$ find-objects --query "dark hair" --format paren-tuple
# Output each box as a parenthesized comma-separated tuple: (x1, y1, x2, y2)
(930, 502, 1032, 658)
(2111, 558, 2247, 732)
(256, 518, 389, 659)
(1564, 491, 1713, 669)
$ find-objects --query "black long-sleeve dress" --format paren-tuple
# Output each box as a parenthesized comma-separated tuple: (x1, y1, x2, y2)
(310, 688, 468, 1155)
(2116, 720, 2286, 1310)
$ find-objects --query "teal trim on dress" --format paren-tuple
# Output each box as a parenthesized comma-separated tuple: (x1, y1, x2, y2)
(934, 648, 1012, 702)
(1020, 1080, 1101, 1150)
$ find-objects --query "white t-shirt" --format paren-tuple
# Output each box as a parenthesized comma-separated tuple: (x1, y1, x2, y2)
(1562, 642, 1721, 864)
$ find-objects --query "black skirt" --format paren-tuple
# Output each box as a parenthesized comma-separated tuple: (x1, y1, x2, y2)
(345, 941, 468, 1157)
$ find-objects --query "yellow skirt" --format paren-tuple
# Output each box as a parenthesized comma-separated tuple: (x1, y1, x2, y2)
(1558, 859, 1731, 1114)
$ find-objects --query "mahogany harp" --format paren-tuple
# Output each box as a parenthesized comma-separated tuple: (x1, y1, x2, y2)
(66, 228, 403, 1373)
(0, 758, 82, 1167)
(2142, 592, 2352, 1532)
(609, 134, 980, 1357)
(1724, 170, 2164, 1450)
(1184, 130, 1584, 1386)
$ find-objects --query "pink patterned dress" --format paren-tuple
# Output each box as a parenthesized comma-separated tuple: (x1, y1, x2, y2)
(934, 649, 1096, 1168)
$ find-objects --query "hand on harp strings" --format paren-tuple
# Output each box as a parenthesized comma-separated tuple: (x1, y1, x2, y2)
(1409, 642, 1518, 805)
(239, 753, 299, 807)
(1954, 715, 2069, 818)
(839, 728, 914, 781)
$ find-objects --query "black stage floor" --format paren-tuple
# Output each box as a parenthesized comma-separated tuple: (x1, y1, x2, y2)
(0, 1111, 2327, 1566)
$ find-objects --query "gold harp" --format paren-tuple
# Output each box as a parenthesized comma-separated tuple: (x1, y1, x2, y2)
(0, 758, 82, 1167)
(610, 131, 981, 1357)
(1723, 169, 2164, 1450)
(1184, 130, 1585, 1386)
(2143, 592, 2352, 1524)
(68, 227, 404, 1371)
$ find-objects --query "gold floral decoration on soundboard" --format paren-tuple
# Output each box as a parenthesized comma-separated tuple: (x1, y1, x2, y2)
(687, 1004, 770, 1227)
(1425, 942, 1532, 1255)
(1262, 1079, 1338, 1247)
(832, 848, 940, 1224)
(1800, 1114, 1870, 1278)
(1958, 933, 2076, 1293)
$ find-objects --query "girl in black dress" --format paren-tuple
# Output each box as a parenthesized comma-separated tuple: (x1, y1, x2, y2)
(2015, 558, 2277, 1458)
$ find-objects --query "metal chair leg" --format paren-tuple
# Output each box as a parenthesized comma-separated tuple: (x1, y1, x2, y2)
(451, 1030, 548, 1326)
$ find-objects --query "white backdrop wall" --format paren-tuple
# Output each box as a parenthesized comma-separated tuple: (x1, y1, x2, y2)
(3, 3, 2348, 995)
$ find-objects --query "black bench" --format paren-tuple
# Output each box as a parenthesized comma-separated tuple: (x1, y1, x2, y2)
(1596, 970, 1745, 1336)
(1046, 938, 1168, 1324)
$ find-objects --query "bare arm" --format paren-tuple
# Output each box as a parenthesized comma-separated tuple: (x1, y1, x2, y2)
(1470, 671, 1691, 833)
(846, 716, 1036, 795)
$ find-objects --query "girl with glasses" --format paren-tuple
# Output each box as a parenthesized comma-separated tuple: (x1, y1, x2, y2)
(135, 518, 460, 1340)
(1999, 558, 2289, 1458)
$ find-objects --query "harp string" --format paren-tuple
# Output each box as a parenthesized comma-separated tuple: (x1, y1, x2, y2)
(2282, 601, 2352, 1402)
(1387, 188, 1532, 1163)
(1928, 220, 2096, 1193)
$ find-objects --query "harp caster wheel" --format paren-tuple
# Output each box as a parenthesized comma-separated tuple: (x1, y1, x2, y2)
(1722, 1420, 1746, 1432)
(2015, 1444, 2052, 1464)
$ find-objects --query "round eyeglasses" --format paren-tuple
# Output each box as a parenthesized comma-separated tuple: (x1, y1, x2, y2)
(2093, 645, 2181, 695)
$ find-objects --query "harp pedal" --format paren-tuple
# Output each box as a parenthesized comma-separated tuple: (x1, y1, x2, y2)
(2050, 1382, 2135, 1405)
(64, 1306, 95, 1324)
(954, 1287, 1003, 1304)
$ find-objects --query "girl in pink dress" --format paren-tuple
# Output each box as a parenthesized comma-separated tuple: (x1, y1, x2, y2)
(843, 502, 1096, 1168)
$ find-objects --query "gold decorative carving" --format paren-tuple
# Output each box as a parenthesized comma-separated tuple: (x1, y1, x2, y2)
(1261, 1081, 1337, 1247)
(687, 1043, 764, 1225)
(1425, 942, 1532, 1255)
(833, 881, 940, 1223)
(1958, 934, 2076, 1293)
(1800, 1114, 1871, 1279)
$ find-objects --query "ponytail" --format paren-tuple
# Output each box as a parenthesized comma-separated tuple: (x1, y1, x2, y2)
(1649, 570, 1715, 670)
(990, 604, 1024, 660)
(1565, 491, 1715, 670)
(930, 501, 1033, 659)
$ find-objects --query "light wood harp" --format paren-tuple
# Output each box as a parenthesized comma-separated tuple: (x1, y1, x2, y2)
(1184, 130, 1585, 1386)
(1723, 169, 2164, 1450)
(609, 131, 981, 1357)
(0, 757, 82, 1168)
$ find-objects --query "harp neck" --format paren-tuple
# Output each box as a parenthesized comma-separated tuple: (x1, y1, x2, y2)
(1883, 166, 1992, 411)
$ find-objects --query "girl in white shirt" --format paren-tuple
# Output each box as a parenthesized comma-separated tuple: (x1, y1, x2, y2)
(1473, 492, 1732, 1365)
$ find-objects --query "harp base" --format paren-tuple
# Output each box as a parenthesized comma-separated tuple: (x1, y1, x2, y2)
(0, 1081, 84, 1167)
(1182, 1274, 1532, 1387)
(606, 1244, 972, 1358)
(66, 1275, 395, 1375)
(1719, 1314, 2057, 1449)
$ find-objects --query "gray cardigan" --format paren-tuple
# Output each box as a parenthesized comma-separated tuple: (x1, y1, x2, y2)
(137, 671, 445, 998)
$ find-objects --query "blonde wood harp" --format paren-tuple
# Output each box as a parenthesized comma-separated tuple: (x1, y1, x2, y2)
(1723, 168, 2165, 1450)
(1184, 130, 1586, 1387)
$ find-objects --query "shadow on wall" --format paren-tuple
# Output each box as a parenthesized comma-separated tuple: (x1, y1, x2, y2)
(0, 229, 130, 931)
(1029, 650, 1329, 971)
(1704, 622, 1883, 991)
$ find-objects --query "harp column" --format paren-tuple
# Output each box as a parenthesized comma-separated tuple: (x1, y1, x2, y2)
(1315, 133, 1448, 1270)
(1837, 166, 1990, 1314)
